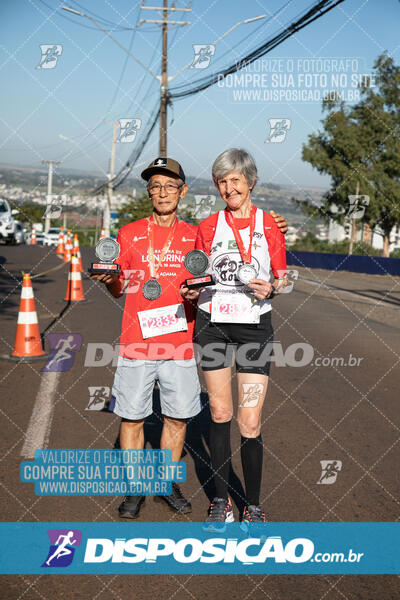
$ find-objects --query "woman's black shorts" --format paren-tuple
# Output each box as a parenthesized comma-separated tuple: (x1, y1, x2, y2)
(194, 309, 274, 375)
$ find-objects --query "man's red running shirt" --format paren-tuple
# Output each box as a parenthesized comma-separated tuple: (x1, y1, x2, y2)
(116, 217, 197, 360)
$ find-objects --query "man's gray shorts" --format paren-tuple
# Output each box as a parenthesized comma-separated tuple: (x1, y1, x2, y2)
(112, 356, 202, 420)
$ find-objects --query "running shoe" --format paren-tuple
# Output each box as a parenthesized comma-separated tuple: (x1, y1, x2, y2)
(240, 504, 267, 535)
(118, 495, 145, 519)
(154, 483, 192, 514)
(203, 497, 234, 532)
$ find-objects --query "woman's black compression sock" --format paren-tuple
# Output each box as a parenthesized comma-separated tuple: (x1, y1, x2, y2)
(209, 420, 232, 500)
(240, 434, 263, 506)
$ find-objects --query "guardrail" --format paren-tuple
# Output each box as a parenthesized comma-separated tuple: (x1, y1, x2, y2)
(287, 250, 400, 276)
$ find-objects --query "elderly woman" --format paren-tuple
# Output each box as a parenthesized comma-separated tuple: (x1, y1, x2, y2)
(193, 148, 287, 530)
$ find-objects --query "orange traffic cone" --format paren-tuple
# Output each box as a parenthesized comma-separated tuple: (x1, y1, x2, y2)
(11, 274, 46, 360)
(30, 229, 37, 245)
(100, 228, 106, 239)
(73, 234, 83, 272)
(56, 226, 64, 257)
(65, 254, 85, 302)
(63, 232, 72, 262)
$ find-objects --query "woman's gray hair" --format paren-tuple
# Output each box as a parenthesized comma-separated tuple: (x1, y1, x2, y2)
(212, 148, 258, 188)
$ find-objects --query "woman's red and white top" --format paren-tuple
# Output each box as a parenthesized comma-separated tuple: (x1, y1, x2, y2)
(195, 207, 287, 319)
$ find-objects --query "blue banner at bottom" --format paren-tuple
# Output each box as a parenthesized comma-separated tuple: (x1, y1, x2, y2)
(0, 523, 398, 574)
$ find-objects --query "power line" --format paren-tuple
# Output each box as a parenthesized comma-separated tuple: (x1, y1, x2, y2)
(169, 0, 345, 99)
(111, 28, 162, 123)
(89, 3, 193, 194)
(49, 4, 143, 165)
(68, 0, 136, 27)
(95, 0, 345, 193)
(37, 0, 134, 30)
(203, 0, 295, 71)
(61, 28, 162, 168)
(60, 2, 281, 165)
(91, 101, 161, 195)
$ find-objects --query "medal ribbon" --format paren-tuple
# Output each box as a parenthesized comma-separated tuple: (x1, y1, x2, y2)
(147, 217, 178, 279)
(225, 205, 257, 264)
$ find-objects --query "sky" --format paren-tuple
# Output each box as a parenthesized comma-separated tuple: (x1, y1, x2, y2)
(1, 0, 400, 192)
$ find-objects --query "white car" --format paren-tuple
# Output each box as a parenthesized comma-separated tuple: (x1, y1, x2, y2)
(0, 198, 19, 244)
(43, 227, 61, 246)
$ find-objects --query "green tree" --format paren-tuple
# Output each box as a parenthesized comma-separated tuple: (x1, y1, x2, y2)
(293, 54, 400, 257)
(116, 194, 195, 228)
(11, 202, 44, 227)
(116, 194, 153, 227)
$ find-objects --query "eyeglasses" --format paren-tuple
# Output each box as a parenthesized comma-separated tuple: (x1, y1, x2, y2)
(147, 183, 183, 195)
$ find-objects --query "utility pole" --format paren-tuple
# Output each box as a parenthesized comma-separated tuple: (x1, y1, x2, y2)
(63, 4, 263, 172)
(95, 199, 100, 243)
(103, 120, 118, 238)
(140, 2, 191, 155)
(160, 0, 168, 155)
(42, 160, 60, 233)
(348, 180, 360, 255)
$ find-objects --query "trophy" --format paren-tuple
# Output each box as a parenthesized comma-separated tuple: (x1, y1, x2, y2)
(88, 237, 121, 276)
(184, 249, 215, 289)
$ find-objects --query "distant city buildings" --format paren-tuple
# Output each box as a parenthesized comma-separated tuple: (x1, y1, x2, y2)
(7, 173, 398, 253)
(328, 218, 400, 252)
(0, 182, 130, 212)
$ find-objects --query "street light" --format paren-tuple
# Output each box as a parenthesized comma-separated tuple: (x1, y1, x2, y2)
(169, 15, 267, 82)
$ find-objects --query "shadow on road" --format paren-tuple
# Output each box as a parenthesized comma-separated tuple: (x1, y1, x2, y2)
(113, 387, 246, 513)
(0, 255, 19, 317)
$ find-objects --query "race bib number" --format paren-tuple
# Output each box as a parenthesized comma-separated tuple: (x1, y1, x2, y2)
(211, 293, 260, 324)
(138, 303, 188, 339)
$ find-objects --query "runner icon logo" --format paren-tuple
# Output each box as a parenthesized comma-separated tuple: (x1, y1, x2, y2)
(118, 119, 142, 143)
(317, 460, 342, 485)
(41, 529, 82, 568)
(347, 195, 370, 220)
(191, 44, 215, 69)
(194, 195, 216, 218)
(42, 333, 82, 373)
(86, 386, 110, 411)
(276, 269, 299, 294)
(265, 118, 291, 143)
(124, 269, 145, 294)
(36, 45, 62, 69)
(43, 194, 67, 219)
(239, 383, 265, 408)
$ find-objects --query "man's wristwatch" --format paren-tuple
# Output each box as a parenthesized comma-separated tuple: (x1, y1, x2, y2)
(269, 285, 277, 299)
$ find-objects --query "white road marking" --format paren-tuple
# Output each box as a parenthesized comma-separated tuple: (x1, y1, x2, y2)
(21, 371, 61, 458)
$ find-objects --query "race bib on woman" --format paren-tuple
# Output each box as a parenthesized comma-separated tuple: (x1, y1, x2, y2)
(211, 292, 260, 324)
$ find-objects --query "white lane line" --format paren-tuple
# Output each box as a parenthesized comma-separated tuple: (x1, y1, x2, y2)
(20, 371, 61, 458)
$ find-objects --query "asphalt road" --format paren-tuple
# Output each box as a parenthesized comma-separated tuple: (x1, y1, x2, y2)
(0, 244, 399, 599)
